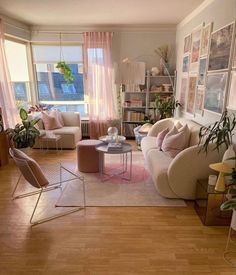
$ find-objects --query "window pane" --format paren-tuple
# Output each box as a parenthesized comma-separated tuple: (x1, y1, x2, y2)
(32, 45, 83, 63)
(35, 63, 84, 101)
(5, 40, 29, 82)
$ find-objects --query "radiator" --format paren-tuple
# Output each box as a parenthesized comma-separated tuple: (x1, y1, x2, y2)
(81, 120, 89, 137)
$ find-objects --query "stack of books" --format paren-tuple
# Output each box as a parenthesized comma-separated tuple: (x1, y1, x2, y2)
(108, 143, 122, 152)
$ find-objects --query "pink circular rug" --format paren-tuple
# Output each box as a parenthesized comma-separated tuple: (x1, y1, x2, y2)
(96, 163, 150, 184)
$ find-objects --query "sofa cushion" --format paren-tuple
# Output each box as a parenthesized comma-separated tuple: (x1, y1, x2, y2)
(156, 128, 169, 149)
(41, 111, 63, 130)
(51, 109, 64, 126)
(161, 126, 187, 158)
(52, 126, 80, 135)
(141, 136, 157, 158)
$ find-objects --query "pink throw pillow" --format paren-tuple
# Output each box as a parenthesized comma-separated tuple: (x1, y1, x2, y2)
(161, 126, 186, 158)
(12, 148, 49, 188)
(156, 128, 169, 149)
(51, 109, 64, 126)
(41, 111, 63, 130)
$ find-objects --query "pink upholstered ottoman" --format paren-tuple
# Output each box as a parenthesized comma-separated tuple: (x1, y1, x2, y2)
(77, 139, 103, 172)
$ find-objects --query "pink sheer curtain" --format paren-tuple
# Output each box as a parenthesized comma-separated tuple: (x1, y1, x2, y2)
(83, 32, 116, 139)
(0, 19, 18, 129)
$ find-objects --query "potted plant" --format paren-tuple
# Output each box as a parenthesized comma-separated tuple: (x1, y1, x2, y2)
(5, 108, 40, 149)
(155, 95, 181, 120)
(198, 111, 236, 160)
(56, 62, 74, 84)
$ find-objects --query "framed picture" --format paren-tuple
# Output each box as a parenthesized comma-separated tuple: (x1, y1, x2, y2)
(187, 76, 197, 114)
(200, 22, 212, 57)
(190, 25, 202, 73)
(195, 86, 205, 115)
(232, 38, 236, 69)
(182, 55, 189, 73)
(208, 22, 235, 72)
(197, 58, 207, 86)
(183, 34, 191, 54)
(204, 72, 228, 114)
(179, 77, 188, 110)
(227, 71, 236, 110)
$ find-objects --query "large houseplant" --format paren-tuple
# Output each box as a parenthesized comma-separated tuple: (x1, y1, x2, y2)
(198, 111, 236, 154)
(155, 95, 181, 120)
(56, 62, 74, 84)
(5, 108, 40, 149)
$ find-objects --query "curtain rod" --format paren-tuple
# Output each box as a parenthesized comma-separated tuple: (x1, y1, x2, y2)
(31, 30, 83, 35)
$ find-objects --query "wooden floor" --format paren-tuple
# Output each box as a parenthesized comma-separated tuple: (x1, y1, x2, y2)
(1, 145, 236, 275)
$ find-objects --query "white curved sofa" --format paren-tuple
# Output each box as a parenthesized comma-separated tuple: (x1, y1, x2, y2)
(141, 118, 225, 200)
(34, 112, 82, 149)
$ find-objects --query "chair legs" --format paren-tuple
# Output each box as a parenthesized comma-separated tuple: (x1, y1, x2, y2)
(12, 165, 85, 226)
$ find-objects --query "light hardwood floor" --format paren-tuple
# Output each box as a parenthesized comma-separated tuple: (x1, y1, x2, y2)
(1, 145, 236, 275)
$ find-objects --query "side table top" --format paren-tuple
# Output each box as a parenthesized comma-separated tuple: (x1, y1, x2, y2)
(96, 142, 132, 154)
(197, 179, 226, 194)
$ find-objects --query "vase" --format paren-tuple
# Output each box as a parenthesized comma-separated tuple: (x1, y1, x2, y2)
(222, 145, 236, 168)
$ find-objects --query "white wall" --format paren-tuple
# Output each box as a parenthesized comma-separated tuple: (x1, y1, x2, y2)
(175, 0, 236, 125)
(113, 28, 176, 72)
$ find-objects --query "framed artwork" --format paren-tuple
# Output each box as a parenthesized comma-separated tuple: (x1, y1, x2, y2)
(179, 77, 188, 110)
(187, 76, 197, 114)
(182, 55, 189, 73)
(204, 72, 228, 114)
(200, 22, 212, 57)
(232, 39, 236, 69)
(190, 25, 202, 73)
(197, 58, 207, 86)
(208, 22, 235, 72)
(183, 34, 191, 54)
(227, 71, 236, 110)
(195, 86, 205, 115)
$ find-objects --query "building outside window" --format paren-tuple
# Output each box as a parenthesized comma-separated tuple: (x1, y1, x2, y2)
(5, 39, 31, 110)
(32, 44, 88, 118)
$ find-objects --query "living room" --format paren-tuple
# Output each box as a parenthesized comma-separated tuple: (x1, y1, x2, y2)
(1, 0, 236, 273)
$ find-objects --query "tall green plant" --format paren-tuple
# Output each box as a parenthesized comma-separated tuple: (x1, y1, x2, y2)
(198, 111, 236, 153)
(155, 95, 181, 119)
(5, 108, 40, 148)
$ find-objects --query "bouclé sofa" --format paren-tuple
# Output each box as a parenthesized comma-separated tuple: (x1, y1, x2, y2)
(141, 118, 225, 200)
(34, 112, 82, 149)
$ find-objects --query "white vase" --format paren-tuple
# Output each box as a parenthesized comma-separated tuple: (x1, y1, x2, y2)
(231, 209, 236, 231)
(222, 145, 236, 168)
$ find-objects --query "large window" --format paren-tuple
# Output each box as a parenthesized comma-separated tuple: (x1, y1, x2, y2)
(5, 39, 31, 109)
(32, 45, 87, 117)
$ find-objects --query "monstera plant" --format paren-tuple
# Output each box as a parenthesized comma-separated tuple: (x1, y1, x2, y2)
(5, 108, 40, 149)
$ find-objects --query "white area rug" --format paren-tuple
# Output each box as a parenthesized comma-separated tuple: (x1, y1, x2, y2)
(59, 151, 186, 207)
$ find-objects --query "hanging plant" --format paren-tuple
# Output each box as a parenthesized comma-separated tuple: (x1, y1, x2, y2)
(56, 61, 74, 84)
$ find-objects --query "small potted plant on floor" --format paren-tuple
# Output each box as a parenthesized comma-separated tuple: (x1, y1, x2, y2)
(5, 108, 40, 150)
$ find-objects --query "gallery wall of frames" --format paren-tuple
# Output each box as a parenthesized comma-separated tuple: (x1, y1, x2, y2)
(179, 20, 236, 118)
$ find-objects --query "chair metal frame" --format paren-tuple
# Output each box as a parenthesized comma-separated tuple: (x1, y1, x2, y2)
(10, 149, 86, 226)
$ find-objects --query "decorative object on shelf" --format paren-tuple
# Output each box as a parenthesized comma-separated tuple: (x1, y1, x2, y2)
(155, 95, 181, 120)
(107, 126, 118, 143)
(154, 44, 171, 76)
(198, 110, 236, 154)
(56, 33, 74, 84)
(5, 108, 40, 149)
(151, 67, 159, 76)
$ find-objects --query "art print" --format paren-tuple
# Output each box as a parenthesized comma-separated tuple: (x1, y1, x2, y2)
(187, 76, 197, 114)
(208, 22, 234, 71)
(200, 23, 212, 56)
(182, 55, 189, 73)
(179, 77, 188, 110)
(184, 34, 191, 54)
(190, 26, 202, 72)
(204, 72, 228, 114)
(227, 71, 236, 110)
(195, 87, 205, 115)
(198, 58, 207, 86)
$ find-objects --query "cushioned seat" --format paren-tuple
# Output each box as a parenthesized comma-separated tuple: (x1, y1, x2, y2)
(77, 139, 103, 173)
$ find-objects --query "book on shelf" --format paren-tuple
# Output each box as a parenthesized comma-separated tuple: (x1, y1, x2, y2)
(108, 143, 122, 151)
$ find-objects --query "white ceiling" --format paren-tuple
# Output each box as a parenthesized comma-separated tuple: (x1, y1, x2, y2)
(0, 0, 205, 27)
